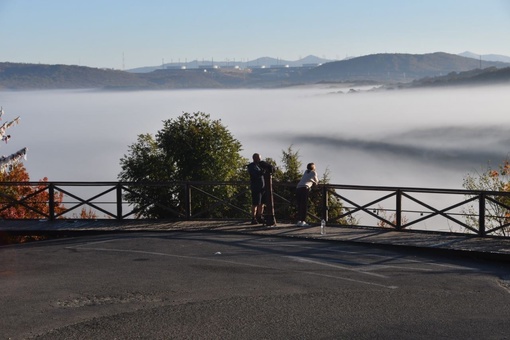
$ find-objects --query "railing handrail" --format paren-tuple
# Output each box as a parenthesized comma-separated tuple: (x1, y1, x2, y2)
(2, 180, 509, 195)
(2, 180, 510, 237)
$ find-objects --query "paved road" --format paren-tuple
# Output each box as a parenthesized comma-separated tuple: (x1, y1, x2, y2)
(2, 231, 510, 339)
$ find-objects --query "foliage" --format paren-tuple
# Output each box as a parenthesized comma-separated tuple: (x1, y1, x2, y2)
(73, 207, 98, 219)
(0, 106, 66, 219)
(274, 146, 302, 183)
(271, 146, 302, 221)
(119, 114, 353, 223)
(375, 205, 408, 228)
(411, 66, 510, 88)
(462, 157, 510, 236)
(119, 112, 246, 218)
(156, 112, 244, 182)
(0, 106, 27, 173)
(0, 233, 51, 245)
(0, 164, 65, 219)
(0, 62, 149, 90)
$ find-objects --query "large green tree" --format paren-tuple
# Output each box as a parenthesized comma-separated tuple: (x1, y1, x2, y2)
(119, 113, 350, 223)
(118, 112, 247, 218)
(156, 112, 244, 181)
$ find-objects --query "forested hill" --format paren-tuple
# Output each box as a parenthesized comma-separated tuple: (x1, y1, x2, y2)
(0, 63, 150, 89)
(0, 52, 509, 90)
(406, 66, 510, 88)
(0, 62, 257, 90)
(304, 52, 508, 83)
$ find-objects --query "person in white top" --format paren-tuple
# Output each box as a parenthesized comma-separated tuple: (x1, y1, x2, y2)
(296, 162, 319, 227)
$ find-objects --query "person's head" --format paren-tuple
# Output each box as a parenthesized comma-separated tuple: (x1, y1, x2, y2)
(307, 163, 315, 171)
(252, 153, 261, 163)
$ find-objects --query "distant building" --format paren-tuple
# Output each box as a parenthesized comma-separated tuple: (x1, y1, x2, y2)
(165, 65, 187, 70)
(198, 65, 219, 70)
(270, 64, 289, 69)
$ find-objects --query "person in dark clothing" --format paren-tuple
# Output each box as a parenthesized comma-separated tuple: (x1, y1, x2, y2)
(296, 162, 319, 227)
(247, 153, 266, 224)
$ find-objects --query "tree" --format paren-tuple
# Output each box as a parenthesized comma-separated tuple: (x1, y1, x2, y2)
(119, 112, 246, 218)
(73, 207, 98, 219)
(119, 112, 352, 223)
(0, 107, 27, 173)
(463, 157, 510, 236)
(0, 106, 66, 218)
(0, 163, 65, 219)
(271, 146, 302, 221)
(156, 112, 244, 182)
(275, 146, 302, 183)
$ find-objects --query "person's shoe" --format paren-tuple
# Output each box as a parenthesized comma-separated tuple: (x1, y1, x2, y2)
(250, 218, 258, 225)
(296, 221, 304, 227)
(257, 216, 265, 225)
(301, 221, 311, 227)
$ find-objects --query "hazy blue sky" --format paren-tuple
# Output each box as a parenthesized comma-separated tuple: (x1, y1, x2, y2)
(1, 0, 509, 69)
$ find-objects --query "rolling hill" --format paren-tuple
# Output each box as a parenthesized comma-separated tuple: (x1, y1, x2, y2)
(303, 52, 508, 83)
(406, 66, 510, 88)
(0, 63, 150, 90)
(0, 52, 509, 90)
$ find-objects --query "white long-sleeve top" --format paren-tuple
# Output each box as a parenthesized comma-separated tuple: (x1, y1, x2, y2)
(297, 170, 319, 189)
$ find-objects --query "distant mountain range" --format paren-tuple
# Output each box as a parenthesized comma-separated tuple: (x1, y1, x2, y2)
(458, 51, 510, 63)
(128, 55, 332, 73)
(128, 52, 510, 73)
(0, 52, 509, 90)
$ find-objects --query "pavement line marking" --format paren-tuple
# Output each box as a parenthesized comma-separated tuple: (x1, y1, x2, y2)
(67, 239, 122, 247)
(70, 245, 398, 290)
(255, 241, 477, 272)
(254, 242, 436, 272)
(296, 271, 398, 290)
(360, 264, 434, 272)
(71, 237, 475, 275)
(286, 256, 389, 278)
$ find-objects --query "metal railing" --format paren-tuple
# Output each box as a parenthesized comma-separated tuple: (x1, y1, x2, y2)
(2, 181, 510, 237)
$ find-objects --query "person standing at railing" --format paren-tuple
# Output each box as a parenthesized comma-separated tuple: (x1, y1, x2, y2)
(247, 153, 266, 225)
(296, 162, 319, 227)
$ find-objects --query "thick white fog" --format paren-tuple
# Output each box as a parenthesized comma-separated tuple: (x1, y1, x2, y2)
(1, 84, 509, 190)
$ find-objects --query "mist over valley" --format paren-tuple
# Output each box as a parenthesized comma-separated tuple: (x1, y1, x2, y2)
(1, 84, 509, 192)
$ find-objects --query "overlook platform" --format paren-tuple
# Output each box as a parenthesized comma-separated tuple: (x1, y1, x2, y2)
(2, 219, 510, 262)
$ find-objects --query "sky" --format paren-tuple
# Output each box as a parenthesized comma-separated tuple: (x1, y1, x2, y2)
(0, 0, 509, 69)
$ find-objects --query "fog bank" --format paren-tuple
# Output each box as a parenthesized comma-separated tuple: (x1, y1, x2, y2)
(1, 85, 509, 189)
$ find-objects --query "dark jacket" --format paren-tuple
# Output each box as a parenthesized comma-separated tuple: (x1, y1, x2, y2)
(247, 162, 265, 191)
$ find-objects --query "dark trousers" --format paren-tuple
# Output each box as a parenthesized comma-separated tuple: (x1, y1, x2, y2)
(296, 186, 309, 221)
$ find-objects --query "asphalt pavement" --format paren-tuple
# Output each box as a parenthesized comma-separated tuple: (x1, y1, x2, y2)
(2, 223, 510, 339)
(3, 219, 510, 261)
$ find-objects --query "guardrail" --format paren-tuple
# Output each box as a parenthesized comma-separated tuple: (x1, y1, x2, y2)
(2, 181, 510, 237)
